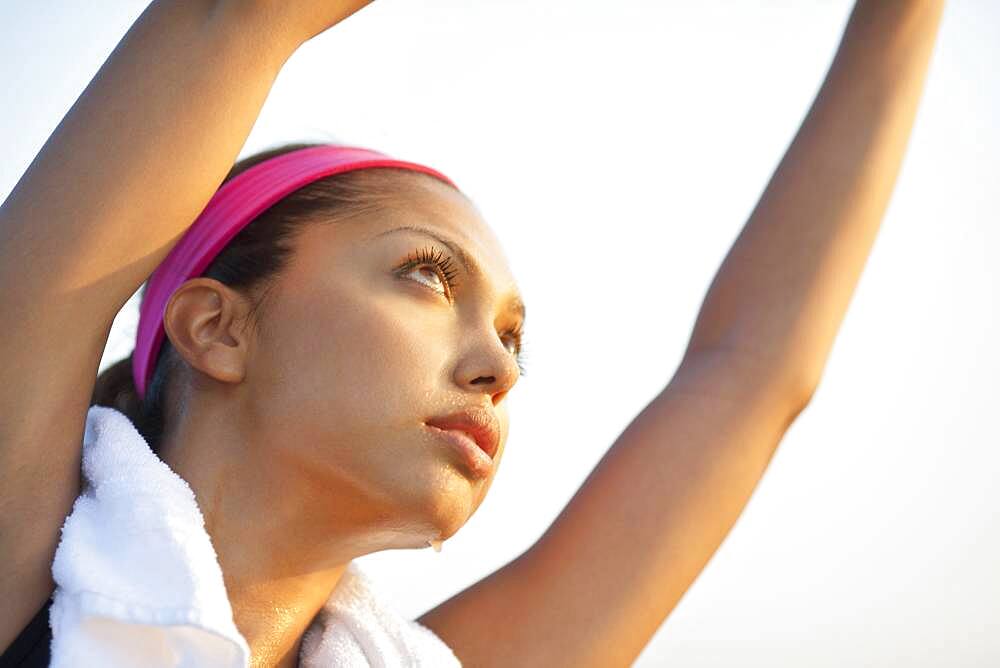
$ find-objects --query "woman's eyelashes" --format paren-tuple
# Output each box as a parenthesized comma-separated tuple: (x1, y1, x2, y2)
(394, 245, 528, 376)
(395, 245, 460, 299)
(502, 326, 528, 377)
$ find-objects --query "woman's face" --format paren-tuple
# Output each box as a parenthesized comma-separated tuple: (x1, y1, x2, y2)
(240, 175, 524, 549)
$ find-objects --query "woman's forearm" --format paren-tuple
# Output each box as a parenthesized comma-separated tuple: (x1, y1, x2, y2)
(0, 0, 301, 323)
(683, 0, 945, 403)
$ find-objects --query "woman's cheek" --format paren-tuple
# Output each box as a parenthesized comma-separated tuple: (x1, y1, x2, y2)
(351, 288, 446, 363)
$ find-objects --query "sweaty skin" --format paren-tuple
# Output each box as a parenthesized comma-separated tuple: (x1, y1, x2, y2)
(156, 174, 523, 666)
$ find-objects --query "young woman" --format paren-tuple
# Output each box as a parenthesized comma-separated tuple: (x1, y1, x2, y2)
(0, 1, 944, 666)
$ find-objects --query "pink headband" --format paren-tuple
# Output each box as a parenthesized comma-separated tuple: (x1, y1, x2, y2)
(133, 144, 458, 401)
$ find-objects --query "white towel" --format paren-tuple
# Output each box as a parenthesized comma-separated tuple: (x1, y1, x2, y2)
(48, 405, 462, 667)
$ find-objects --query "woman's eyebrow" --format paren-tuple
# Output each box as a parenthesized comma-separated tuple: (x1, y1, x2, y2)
(371, 225, 479, 277)
(370, 225, 525, 322)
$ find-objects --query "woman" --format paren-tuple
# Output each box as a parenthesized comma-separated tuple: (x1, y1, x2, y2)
(0, 0, 944, 666)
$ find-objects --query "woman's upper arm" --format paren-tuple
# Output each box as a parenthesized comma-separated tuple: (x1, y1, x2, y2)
(417, 349, 809, 667)
(0, 285, 115, 653)
(0, 2, 295, 647)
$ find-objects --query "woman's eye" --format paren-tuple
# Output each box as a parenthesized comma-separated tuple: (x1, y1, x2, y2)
(397, 246, 459, 299)
(503, 330, 528, 376)
(407, 264, 447, 295)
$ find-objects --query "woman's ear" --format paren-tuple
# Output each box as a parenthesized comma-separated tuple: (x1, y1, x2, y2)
(161, 278, 254, 390)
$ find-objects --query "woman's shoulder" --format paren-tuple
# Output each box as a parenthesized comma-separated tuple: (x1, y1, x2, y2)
(0, 597, 52, 668)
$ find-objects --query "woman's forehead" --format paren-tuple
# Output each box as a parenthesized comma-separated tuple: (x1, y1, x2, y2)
(298, 184, 523, 306)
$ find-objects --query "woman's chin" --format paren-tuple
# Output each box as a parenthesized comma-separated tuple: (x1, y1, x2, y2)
(405, 478, 479, 541)
(354, 453, 492, 551)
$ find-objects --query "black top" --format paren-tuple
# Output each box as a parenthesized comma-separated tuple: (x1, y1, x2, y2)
(0, 599, 52, 668)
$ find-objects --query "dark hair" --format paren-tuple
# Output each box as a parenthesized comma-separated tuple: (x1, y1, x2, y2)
(90, 141, 458, 454)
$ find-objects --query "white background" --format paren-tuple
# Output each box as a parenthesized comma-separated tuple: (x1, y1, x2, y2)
(2, 1, 998, 665)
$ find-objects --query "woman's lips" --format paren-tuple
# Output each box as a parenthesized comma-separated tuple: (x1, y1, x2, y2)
(424, 406, 501, 459)
(424, 424, 493, 479)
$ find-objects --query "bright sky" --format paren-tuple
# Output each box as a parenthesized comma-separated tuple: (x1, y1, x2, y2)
(3, 1, 998, 665)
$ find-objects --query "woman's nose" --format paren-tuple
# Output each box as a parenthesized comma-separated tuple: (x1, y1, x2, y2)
(455, 333, 520, 404)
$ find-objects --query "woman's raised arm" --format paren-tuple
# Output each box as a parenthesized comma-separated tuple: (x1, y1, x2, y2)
(415, 2, 945, 666)
(0, 0, 368, 651)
